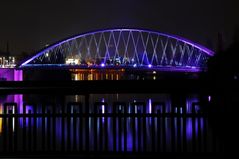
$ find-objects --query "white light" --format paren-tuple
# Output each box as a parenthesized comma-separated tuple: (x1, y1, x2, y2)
(149, 99, 152, 114)
(101, 98, 105, 114)
(74, 74, 78, 81)
(148, 64, 152, 68)
(133, 64, 137, 67)
(101, 63, 105, 67)
(102, 105, 105, 114)
(65, 58, 79, 65)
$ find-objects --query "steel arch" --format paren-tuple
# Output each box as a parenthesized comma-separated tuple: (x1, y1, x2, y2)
(19, 28, 214, 72)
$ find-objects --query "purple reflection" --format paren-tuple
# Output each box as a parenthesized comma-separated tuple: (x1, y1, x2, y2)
(14, 70, 23, 81)
(14, 94, 23, 113)
(127, 132, 133, 151)
(0, 94, 207, 152)
(0, 69, 22, 81)
(101, 98, 105, 114)
(148, 99, 152, 114)
(186, 118, 193, 140)
(185, 118, 203, 140)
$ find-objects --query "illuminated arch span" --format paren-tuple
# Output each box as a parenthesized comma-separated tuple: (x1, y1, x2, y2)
(19, 28, 214, 72)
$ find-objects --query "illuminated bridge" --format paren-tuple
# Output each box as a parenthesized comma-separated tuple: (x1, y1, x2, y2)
(19, 28, 214, 73)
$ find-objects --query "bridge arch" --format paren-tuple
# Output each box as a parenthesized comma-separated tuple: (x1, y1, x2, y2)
(19, 28, 214, 72)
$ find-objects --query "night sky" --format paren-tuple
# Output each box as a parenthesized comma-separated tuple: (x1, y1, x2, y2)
(0, 0, 238, 55)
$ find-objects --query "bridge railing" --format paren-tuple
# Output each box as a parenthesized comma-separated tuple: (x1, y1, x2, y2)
(0, 100, 223, 155)
(0, 79, 232, 157)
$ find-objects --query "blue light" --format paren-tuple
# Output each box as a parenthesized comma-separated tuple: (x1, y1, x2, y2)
(133, 64, 137, 68)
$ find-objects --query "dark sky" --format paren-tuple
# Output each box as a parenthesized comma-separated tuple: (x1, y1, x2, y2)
(0, 0, 238, 55)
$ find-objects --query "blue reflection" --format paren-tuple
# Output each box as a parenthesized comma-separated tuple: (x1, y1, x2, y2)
(0, 94, 206, 152)
(186, 118, 193, 140)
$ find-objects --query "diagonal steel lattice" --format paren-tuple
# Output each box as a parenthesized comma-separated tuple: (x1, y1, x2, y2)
(20, 29, 214, 72)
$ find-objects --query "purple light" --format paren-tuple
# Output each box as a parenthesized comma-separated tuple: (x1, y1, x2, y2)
(20, 65, 203, 73)
(0, 68, 14, 81)
(101, 63, 105, 67)
(101, 98, 105, 114)
(208, 96, 211, 102)
(0, 69, 23, 81)
(2, 94, 206, 151)
(148, 64, 152, 68)
(148, 99, 152, 114)
(19, 28, 214, 68)
(14, 70, 23, 81)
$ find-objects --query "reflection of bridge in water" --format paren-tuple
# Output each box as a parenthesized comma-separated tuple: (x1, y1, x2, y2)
(0, 94, 221, 154)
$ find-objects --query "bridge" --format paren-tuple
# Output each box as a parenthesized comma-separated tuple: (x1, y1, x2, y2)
(19, 28, 214, 72)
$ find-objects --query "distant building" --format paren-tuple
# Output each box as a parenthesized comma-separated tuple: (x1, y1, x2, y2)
(0, 44, 21, 81)
(0, 50, 16, 68)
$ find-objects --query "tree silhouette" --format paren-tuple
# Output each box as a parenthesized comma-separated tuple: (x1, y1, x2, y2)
(206, 28, 239, 82)
(202, 28, 239, 155)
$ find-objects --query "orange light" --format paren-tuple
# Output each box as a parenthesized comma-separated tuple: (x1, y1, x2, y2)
(0, 105, 2, 133)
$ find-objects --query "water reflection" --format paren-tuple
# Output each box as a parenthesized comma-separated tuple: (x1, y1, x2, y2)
(0, 94, 212, 152)
(0, 106, 2, 133)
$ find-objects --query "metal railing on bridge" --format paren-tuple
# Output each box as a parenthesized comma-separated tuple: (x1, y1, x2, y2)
(0, 100, 223, 156)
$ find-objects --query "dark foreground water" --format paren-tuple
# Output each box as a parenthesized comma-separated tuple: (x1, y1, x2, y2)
(0, 94, 221, 154)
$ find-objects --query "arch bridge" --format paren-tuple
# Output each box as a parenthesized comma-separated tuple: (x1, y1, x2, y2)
(19, 29, 214, 72)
